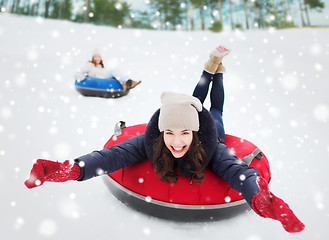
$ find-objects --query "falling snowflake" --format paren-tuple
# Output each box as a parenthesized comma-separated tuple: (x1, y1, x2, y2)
(143, 227, 151, 236)
(314, 63, 323, 71)
(246, 235, 262, 240)
(249, 83, 256, 90)
(314, 192, 324, 210)
(58, 198, 80, 219)
(38, 106, 45, 113)
(53, 142, 71, 159)
(1, 107, 12, 119)
(27, 48, 38, 61)
(274, 57, 284, 68)
(268, 106, 281, 118)
(76, 128, 83, 134)
(49, 126, 58, 135)
(54, 73, 63, 82)
(35, 17, 44, 24)
(289, 120, 298, 128)
(310, 43, 322, 55)
(96, 168, 105, 175)
(313, 105, 329, 122)
(38, 219, 57, 236)
(35, 180, 41, 186)
(254, 114, 262, 122)
(224, 196, 231, 203)
(69, 193, 76, 199)
(80, 140, 87, 147)
(15, 73, 27, 87)
(14, 217, 25, 230)
(51, 30, 60, 38)
(281, 73, 298, 91)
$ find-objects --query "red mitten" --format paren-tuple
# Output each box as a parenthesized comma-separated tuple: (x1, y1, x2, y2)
(252, 177, 305, 233)
(25, 159, 81, 189)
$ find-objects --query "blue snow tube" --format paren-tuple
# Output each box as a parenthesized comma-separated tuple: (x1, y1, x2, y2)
(75, 76, 128, 98)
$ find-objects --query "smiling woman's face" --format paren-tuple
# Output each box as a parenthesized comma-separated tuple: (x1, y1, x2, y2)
(93, 55, 102, 64)
(163, 129, 193, 158)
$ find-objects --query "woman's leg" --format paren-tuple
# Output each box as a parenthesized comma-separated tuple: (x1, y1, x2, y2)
(193, 71, 225, 142)
(210, 73, 224, 113)
(210, 73, 225, 142)
(192, 70, 213, 104)
(193, 45, 230, 142)
(193, 46, 229, 103)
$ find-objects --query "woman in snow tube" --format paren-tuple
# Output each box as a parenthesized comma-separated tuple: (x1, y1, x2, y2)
(25, 46, 304, 233)
(102, 121, 269, 221)
(75, 49, 141, 98)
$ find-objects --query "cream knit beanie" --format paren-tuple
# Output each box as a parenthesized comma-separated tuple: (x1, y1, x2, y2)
(158, 92, 203, 132)
(92, 48, 102, 57)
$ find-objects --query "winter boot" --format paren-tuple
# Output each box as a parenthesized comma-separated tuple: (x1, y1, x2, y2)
(204, 45, 230, 74)
(129, 79, 142, 89)
(122, 79, 141, 91)
(215, 63, 226, 73)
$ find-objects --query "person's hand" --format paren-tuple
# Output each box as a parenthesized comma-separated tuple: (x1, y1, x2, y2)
(24, 159, 80, 189)
(76, 73, 87, 81)
(252, 177, 305, 233)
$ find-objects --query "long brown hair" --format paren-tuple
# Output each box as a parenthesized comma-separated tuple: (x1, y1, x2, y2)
(152, 131, 207, 184)
(89, 56, 104, 68)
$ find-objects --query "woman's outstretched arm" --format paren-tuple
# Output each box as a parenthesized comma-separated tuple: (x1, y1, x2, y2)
(25, 134, 147, 188)
(209, 142, 304, 233)
(75, 134, 147, 181)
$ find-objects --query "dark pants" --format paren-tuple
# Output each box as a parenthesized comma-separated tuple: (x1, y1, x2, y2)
(192, 71, 225, 142)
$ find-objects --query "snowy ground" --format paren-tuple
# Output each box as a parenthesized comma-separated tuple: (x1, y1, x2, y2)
(1, 13, 329, 240)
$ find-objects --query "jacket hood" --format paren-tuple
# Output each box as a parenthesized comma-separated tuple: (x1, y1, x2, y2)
(144, 107, 219, 176)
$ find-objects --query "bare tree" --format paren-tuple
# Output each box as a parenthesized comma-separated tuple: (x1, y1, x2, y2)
(303, 0, 325, 26)
(12, 0, 21, 13)
(298, 0, 306, 26)
(0, 0, 7, 11)
(281, 0, 288, 15)
(303, 0, 311, 25)
(30, 0, 37, 15)
(228, 0, 234, 30)
(243, 0, 249, 29)
(258, 0, 264, 28)
(217, 0, 223, 24)
(286, 0, 293, 17)
(45, 0, 51, 18)
(188, 5, 195, 30)
(84, 0, 91, 22)
(190, 0, 206, 30)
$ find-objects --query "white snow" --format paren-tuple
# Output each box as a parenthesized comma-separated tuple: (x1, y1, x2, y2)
(1, 13, 329, 239)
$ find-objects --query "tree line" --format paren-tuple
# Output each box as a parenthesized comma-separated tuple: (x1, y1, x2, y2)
(0, 0, 326, 31)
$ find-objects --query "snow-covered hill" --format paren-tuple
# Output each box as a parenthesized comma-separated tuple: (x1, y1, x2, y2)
(1, 13, 328, 239)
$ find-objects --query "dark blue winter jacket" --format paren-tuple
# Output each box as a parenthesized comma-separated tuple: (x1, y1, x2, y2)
(75, 108, 260, 206)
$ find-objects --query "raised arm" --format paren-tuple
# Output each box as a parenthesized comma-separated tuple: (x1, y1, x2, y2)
(25, 134, 147, 188)
(208, 143, 260, 205)
(209, 142, 304, 233)
(75, 133, 147, 181)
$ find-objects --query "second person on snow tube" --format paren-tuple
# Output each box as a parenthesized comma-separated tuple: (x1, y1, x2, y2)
(75, 49, 141, 91)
